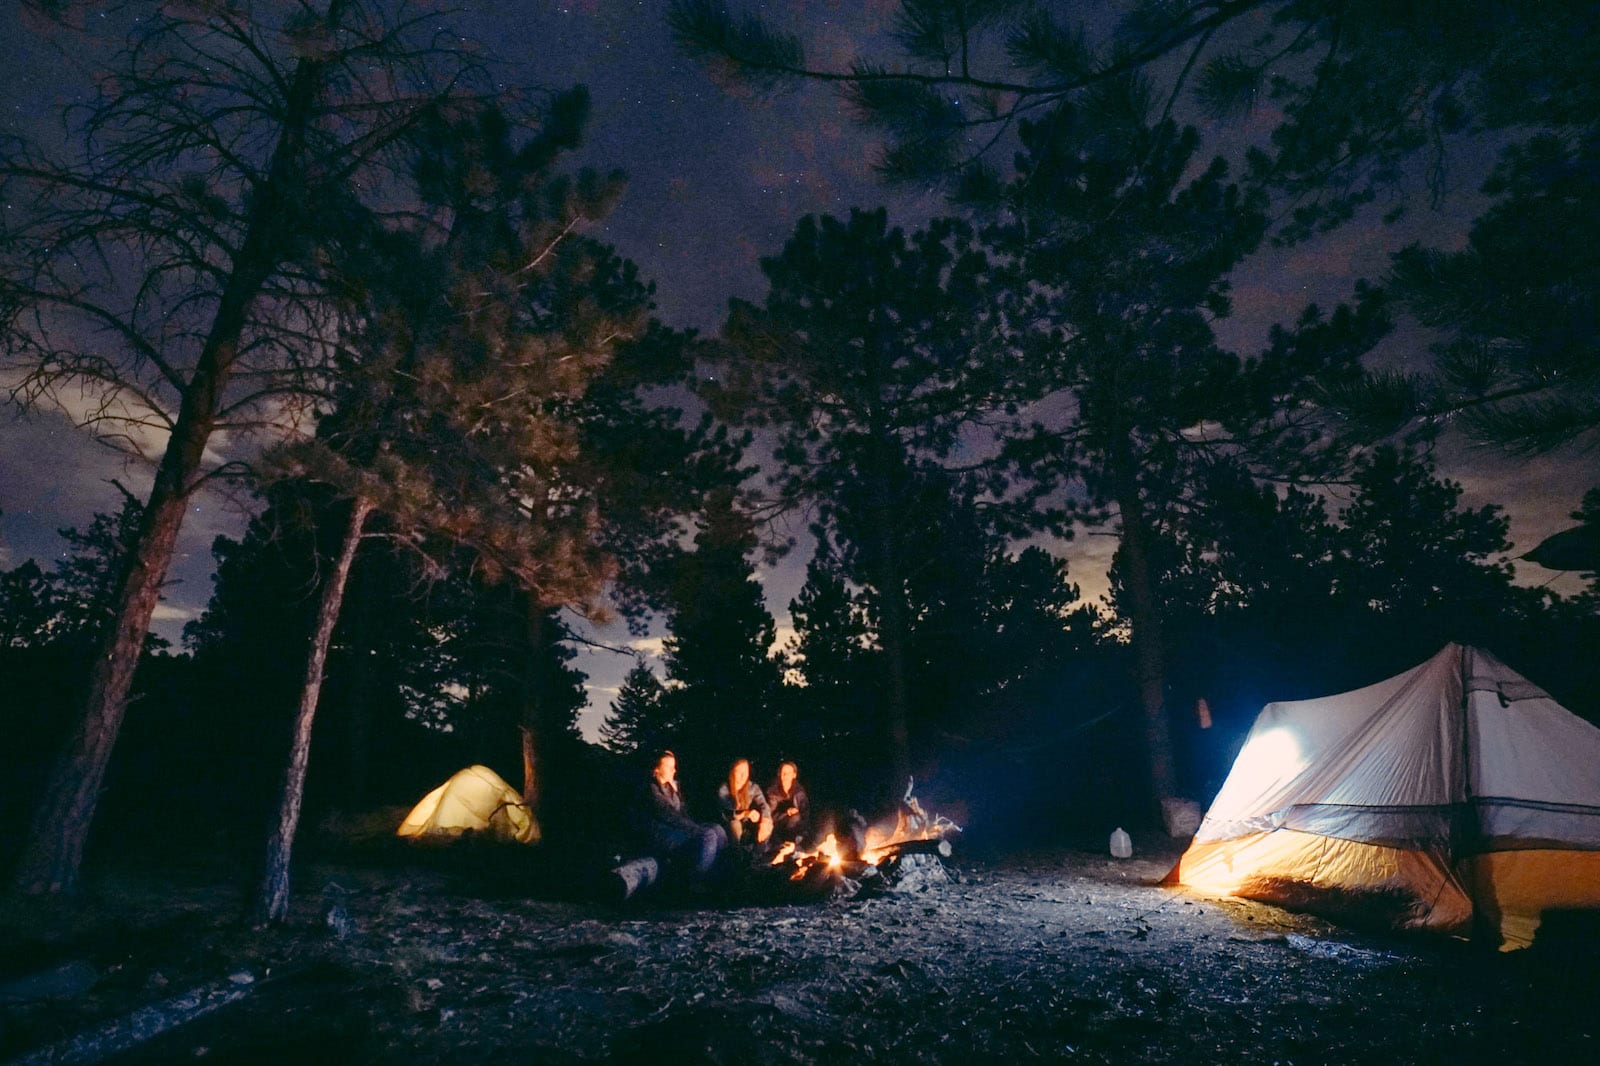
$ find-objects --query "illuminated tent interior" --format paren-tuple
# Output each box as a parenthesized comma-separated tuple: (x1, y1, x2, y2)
(1167, 644, 1600, 949)
(396, 765, 540, 845)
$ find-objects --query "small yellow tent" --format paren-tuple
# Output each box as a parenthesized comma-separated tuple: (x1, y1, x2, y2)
(1167, 645, 1600, 949)
(397, 765, 540, 845)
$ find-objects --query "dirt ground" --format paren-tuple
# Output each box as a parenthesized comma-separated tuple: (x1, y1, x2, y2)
(3, 836, 1597, 1064)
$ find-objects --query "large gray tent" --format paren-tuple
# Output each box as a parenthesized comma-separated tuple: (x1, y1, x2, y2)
(1169, 644, 1600, 948)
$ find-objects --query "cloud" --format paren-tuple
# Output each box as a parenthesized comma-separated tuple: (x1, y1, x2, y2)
(576, 704, 611, 746)
(769, 622, 796, 655)
(0, 370, 233, 471)
(0, 405, 255, 646)
(151, 603, 197, 623)
(629, 636, 667, 660)
(1, 407, 157, 518)
(1442, 441, 1600, 594)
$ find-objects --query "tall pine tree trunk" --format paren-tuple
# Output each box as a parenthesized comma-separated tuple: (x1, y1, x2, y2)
(256, 496, 372, 924)
(519, 601, 546, 812)
(341, 557, 380, 809)
(1113, 477, 1179, 817)
(12, 41, 335, 896)
(14, 268, 270, 895)
(873, 533, 914, 799)
(864, 430, 913, 799)
(13, 425, 208, 893)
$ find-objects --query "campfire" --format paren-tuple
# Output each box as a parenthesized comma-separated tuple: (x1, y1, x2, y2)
(771, 779, 961, 895)
(608, 778, 961, 903)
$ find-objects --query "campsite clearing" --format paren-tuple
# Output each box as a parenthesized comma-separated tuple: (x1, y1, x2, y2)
(2, 840, 1595, 1063)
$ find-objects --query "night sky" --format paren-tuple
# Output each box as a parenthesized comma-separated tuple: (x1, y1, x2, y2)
(2, 2, 1596, 739)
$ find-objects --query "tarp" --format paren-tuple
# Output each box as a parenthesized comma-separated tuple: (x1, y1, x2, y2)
(396, 765, 539, 845)
(1167, 644, 1600, 949)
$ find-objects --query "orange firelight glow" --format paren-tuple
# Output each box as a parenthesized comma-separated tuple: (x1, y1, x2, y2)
(772, 832, 847, 880)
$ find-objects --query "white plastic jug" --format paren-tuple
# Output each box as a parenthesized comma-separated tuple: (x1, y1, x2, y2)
(1109, 827, 1133, 859)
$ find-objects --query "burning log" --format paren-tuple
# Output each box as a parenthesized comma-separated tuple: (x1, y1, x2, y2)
(873, 837, 953, 862)
(857, 780, 960, 864)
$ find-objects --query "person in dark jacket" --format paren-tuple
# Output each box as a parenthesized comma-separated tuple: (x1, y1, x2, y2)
(641, 751, 725, 879)
(717, 758, 773, 851)
(765, 760, 810, 847)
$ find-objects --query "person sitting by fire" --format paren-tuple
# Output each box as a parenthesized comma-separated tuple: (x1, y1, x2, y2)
(717, 757, 773, 853)
(640, 750, 725, 883)
(765, 760, 810, 847)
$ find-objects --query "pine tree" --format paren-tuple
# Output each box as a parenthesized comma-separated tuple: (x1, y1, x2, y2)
(979, 99, 1382, 812)
(601, 663, 673, 757)
(1332, 448, 1524, 651)
(673, 1, 1600, 451)
(710, 208, 1012, 794)
(3, 0, 508, 896)
(0, 560, 56, 651)
(659, 490, 783, 785)
(251, 95, 647, 921)
(0, 493, 168, 655)
(974, 546, 1093, 703)
(778, 552, 879, 799)
(1352, 131, 1600, 453)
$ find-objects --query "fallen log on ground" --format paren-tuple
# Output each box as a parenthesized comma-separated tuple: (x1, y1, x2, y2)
(610, 857, 661, 902)
(13, 970, 266, 1066)
(0, 960, 99, 1005)
(874, 837, 954, 862)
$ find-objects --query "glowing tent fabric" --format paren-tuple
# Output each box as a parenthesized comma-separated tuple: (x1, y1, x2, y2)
(397, 765, 540, 845)
(1167, 644, 1600, 949)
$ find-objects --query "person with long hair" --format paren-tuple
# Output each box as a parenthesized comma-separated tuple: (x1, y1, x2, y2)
(717, 757, 772, 850)
(765, 760, 810, 847)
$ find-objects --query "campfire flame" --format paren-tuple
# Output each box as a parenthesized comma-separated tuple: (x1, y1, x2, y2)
(772, 833, 845, 880)
(773, 780, 959, 881)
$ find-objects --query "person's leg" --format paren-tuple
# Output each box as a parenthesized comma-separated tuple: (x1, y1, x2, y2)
(692, 824, 727, 875)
